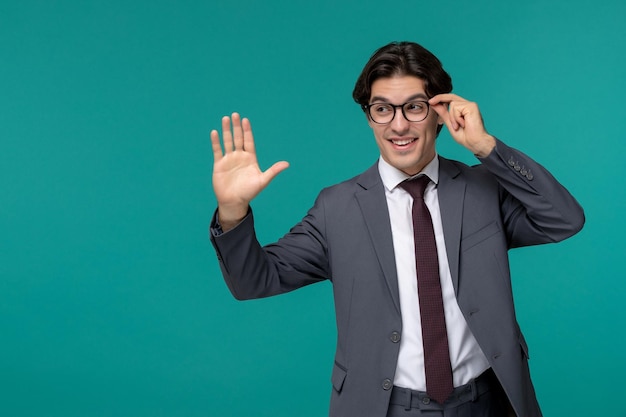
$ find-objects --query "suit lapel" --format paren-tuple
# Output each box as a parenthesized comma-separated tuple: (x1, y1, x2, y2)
(437, 157, 465, 294)
(351, 158, 466, 311)
(354, 164, 401, 314)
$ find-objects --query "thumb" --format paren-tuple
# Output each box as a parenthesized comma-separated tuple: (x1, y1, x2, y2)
(431, 102, 458, 131)
(261, 160, 290, 185)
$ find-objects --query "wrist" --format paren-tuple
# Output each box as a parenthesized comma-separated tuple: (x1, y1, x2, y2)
(217, 204, 249, 232)
(472, 135, 496, 158)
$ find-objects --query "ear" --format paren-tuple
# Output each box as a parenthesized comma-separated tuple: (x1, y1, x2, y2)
(435, 115, 445, 138)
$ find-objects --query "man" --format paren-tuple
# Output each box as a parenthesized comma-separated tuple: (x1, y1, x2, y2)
(209, 42, 584, 417)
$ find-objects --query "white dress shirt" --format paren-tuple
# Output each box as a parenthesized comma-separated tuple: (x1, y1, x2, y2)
(378, 155, 490, 391)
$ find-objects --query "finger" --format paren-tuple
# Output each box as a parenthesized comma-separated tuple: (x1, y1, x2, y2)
(454, 101, 482, 130)
(261, 161, 290, 186)
(242, 117, 256, 154)
(431, 101, 458, 131)
(429, 100, 449, 119)
(231, 112, 244, 150)
(449, 103, 466, 129)
(221, 115, 234, 153)
(210, 129, 224, 161)
(429, 93, 465, 105)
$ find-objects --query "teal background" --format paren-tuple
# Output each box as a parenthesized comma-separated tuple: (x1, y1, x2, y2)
(1, 1, 624, 416)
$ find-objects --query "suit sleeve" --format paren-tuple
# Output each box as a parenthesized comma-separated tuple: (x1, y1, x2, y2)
(209, 196, 330, 301)
(478, 138, 585, 248)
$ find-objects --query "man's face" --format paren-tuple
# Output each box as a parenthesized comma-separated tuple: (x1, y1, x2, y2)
(367, 75, 443, 176)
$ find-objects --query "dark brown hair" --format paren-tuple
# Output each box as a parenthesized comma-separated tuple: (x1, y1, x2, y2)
(352, 41, 453, 107)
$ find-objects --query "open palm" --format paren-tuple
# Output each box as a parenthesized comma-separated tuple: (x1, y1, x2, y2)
(210, 113, 289, 228)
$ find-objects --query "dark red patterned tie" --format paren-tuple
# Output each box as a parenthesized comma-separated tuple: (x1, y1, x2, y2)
(401, 176, 453, 404)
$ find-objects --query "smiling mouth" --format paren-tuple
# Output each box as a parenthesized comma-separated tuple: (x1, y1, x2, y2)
(390, 138, 416, 146)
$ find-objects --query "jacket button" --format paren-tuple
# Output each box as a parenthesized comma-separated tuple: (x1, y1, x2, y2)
(382, 379, 393, 390)
(390, 331, 401, 343)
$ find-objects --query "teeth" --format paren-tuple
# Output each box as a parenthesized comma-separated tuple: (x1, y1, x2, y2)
(392, 138, 415, 146)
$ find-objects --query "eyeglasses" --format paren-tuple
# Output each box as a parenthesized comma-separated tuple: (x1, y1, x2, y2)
(363, 100, 430, 124)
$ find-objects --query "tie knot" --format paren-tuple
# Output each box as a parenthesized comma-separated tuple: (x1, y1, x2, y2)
(400, 175, 431, 199)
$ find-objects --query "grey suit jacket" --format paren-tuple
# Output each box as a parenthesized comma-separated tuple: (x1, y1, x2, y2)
(210, 139, 585, 417)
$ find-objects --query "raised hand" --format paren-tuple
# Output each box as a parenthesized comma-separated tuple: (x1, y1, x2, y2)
(429, 94, 496, 157)
(210, 113, 289, 231)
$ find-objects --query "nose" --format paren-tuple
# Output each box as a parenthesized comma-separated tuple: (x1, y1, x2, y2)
(390, 108, 410, 133)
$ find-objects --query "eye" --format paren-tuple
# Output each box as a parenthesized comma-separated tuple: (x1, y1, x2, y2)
(371, 103, 393, 114)
(405, 101, 427, 113)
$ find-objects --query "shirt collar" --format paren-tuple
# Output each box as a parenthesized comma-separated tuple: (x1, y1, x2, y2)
(378, 155, 440, 192)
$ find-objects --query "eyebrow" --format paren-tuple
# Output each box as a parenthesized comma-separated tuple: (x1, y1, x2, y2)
(369, 93, 429, 103)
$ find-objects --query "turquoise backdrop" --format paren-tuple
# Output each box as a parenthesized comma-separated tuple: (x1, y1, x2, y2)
(1, 1, 624, 416)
